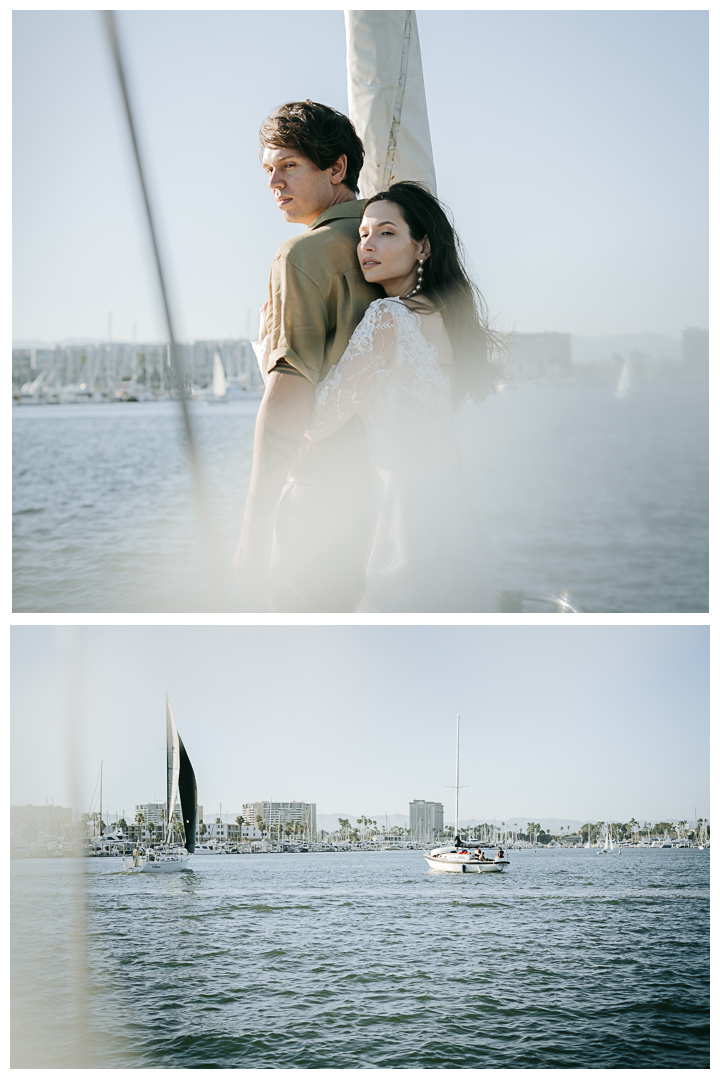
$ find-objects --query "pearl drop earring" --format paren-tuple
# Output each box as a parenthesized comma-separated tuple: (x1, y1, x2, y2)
(405, 257, 425, 299)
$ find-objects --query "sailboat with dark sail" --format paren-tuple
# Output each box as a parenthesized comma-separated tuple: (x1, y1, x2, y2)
(124, 695, 197, 873)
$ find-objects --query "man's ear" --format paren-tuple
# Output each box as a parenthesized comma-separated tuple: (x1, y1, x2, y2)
(329, 154, 348, 186)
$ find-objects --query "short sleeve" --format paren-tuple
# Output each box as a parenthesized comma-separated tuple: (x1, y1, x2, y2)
(307, 300, 398, 441)
(266, 256, 328, 386)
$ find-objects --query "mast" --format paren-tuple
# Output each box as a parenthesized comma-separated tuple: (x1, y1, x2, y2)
(455, 715, 460, 839)
(166, 695, 180, 845)
(99, 761, 103, 837)
(346, 11, 436, 198)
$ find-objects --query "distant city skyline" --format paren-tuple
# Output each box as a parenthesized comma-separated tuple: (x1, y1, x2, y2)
(13, 9, 708, 341)
(11, 626, 709, 823)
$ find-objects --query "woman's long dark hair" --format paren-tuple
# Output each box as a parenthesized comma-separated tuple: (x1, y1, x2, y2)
(365, 182, 504, 405)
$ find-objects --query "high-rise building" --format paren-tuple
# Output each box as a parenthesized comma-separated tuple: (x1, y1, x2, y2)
(134, 803, 182, 829)
(243, 801, 316, 838)
(135, 803, 164, 826)
(409, 800, 444, 837)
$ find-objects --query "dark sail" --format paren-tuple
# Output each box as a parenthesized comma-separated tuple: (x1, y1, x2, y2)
(177, 735, 198, 853)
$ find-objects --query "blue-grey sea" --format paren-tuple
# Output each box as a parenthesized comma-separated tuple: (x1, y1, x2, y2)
(13, 384, 708, 612)
(11, 848, 709, 1069)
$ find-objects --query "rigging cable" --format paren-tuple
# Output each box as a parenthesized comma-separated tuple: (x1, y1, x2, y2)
(102, 10, 223, 608)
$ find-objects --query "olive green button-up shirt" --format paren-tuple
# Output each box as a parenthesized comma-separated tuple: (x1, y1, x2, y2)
(265, 199, 382, 386)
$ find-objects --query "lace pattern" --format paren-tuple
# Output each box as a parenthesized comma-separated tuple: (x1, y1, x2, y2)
(304, 297, 494, 611)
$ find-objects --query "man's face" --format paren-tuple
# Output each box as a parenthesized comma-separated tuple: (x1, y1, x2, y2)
(262, 146, 338, 226)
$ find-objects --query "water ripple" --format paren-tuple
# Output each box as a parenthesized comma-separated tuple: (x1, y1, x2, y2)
(10, 847, 709, 1068)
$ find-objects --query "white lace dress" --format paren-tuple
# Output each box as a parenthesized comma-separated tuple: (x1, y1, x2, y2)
(306, 297, 495, 612)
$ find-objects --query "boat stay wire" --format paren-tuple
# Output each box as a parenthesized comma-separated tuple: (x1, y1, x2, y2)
(101, 10, 223, 608)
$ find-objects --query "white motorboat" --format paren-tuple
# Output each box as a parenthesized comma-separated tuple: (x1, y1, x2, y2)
(124, 696, 197, 874)
(423, 715, 508, 875)
(425, 846, 508, 873)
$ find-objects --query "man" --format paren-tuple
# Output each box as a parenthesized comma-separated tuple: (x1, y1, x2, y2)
(234, 100, 382, 611)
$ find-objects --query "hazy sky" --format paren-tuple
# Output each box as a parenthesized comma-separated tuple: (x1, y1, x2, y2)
(13, 7, 708, 343)
(11, 625, 709, 824)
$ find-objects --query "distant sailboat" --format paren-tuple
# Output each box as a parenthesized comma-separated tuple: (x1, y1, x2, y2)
(212, 352, 227, 398)
(598, 822, 615, 854)
(615, 358, 632, 398)
(124, 696, 197, 873)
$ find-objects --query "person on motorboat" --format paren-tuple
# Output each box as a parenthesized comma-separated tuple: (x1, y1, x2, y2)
(497, 847, 505, 859)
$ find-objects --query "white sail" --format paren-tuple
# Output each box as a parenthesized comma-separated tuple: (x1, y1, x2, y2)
(345, 10, 436, 198)
(166, 695, 180, 843)
(615, 358, 632, 398)
(212, 352, 227, 397)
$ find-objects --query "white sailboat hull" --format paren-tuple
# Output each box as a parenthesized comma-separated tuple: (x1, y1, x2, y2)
(424, 852, 506, 874)
(124, 851, 190, 873)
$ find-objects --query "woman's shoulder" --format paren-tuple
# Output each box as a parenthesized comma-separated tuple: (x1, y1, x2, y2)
(362, 296, 410, 324)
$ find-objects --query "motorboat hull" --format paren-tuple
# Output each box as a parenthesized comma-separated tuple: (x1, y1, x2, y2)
(124, 852, 190, 873)
(424, 852, 506, 873)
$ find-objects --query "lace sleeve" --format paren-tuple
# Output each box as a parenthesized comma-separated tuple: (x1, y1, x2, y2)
(307, 300, 398, 441)
(252, 337, 271, 387)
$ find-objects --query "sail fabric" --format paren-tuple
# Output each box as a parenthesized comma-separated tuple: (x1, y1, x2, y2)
(345, 10, 436, 199)
(165, 696, 180, 843)
(213, 352, 227, 397)
(178, 735, 198, 853)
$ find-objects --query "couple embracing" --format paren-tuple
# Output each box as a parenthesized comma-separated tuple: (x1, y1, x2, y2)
(234, 100, 499, 614)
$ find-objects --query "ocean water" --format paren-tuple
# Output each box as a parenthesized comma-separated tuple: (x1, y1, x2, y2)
(12, 384, 708, 612)
(11, 848, 709, 1068)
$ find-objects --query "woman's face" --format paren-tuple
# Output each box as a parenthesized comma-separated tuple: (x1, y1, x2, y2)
(357, 202, 429, 297)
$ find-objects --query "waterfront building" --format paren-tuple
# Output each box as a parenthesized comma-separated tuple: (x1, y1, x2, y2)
(409, 800, 444, 838)
(682, 327, 709, 381)
(244, 800, 317, 839)
(11, 803, 74, 842)
(507, 331, 572, 383)
(135, 803, 164, 826)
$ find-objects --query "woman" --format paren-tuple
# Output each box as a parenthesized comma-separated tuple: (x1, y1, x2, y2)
(256, 182, 500, 612)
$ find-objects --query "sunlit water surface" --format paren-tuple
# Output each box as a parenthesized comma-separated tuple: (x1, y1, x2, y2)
(13, 384, 707, 612)
(11, 848, 709, 1068)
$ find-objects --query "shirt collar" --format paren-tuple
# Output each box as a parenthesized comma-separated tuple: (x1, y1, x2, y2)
(308, 198, 367, 231)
